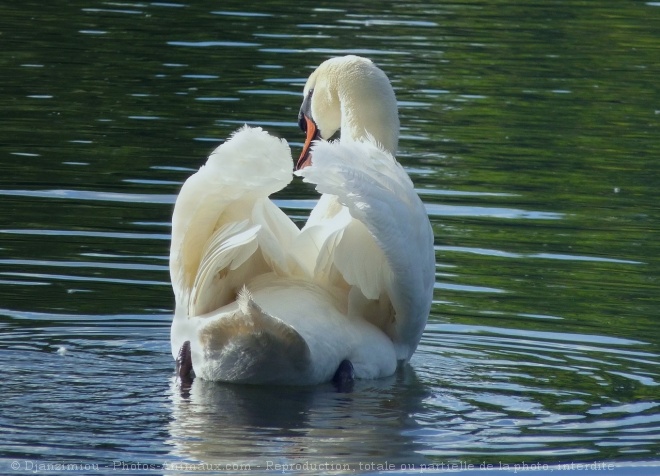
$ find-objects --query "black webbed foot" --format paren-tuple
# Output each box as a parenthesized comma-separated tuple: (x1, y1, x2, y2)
(176, 341, 194, 389)
(332, 359, 355, 392)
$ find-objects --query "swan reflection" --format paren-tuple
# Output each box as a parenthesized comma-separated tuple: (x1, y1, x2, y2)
(167, 367, 430, 470)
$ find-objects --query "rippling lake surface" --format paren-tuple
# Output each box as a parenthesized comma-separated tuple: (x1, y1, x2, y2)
(1, 1, 659, 475)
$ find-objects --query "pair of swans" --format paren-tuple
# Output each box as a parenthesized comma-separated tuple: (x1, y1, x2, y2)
(170, 55, 434, 386)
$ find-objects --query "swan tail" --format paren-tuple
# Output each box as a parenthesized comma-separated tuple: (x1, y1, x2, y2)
(193, 288, 312, 384)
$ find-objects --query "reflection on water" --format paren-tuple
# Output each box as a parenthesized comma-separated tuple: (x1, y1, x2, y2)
(168, 369, 429, 470)
(1, 0, 660, 474)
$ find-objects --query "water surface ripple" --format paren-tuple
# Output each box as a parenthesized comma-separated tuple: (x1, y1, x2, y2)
(1, 1, 659, 474)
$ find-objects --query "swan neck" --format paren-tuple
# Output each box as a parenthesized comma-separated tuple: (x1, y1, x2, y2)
(338, 82, 399, 156)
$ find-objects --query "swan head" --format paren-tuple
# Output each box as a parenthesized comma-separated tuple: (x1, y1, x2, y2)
(296, 55, 400, 170)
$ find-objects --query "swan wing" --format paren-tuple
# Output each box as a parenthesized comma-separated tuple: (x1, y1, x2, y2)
(170, 125, 294, 316)
(251, 198, 304, 277)
(188, 220, 261, 317)
(293, 195, 353, 280)
(296, 138, 435, 360)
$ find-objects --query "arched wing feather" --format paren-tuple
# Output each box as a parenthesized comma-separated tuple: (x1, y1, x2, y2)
(296, 138, 435, 359)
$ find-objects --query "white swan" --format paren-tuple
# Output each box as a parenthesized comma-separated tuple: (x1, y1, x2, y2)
(170, 55, 434, 386)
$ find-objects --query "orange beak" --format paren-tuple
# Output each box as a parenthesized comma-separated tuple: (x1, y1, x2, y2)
(296, 115, 319, 170)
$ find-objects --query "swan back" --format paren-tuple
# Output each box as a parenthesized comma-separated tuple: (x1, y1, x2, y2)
(302, 55, 399, 155)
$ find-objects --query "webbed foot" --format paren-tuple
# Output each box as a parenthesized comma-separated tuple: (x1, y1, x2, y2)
(176, 341, 194, 388)
(332, 359, 354, 392)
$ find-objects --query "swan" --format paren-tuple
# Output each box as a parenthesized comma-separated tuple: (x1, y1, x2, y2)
(170, 55, 434, 386)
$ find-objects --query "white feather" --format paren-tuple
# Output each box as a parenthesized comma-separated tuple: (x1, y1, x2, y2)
(296, 137, 435, 358)
(169, 56, 434, 384)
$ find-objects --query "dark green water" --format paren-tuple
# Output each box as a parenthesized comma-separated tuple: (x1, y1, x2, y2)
(1, 1, 659, 475)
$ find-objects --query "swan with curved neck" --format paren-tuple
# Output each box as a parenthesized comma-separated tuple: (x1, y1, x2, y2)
(297, 55, 400, 169)
(170, 56, 434, 387)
